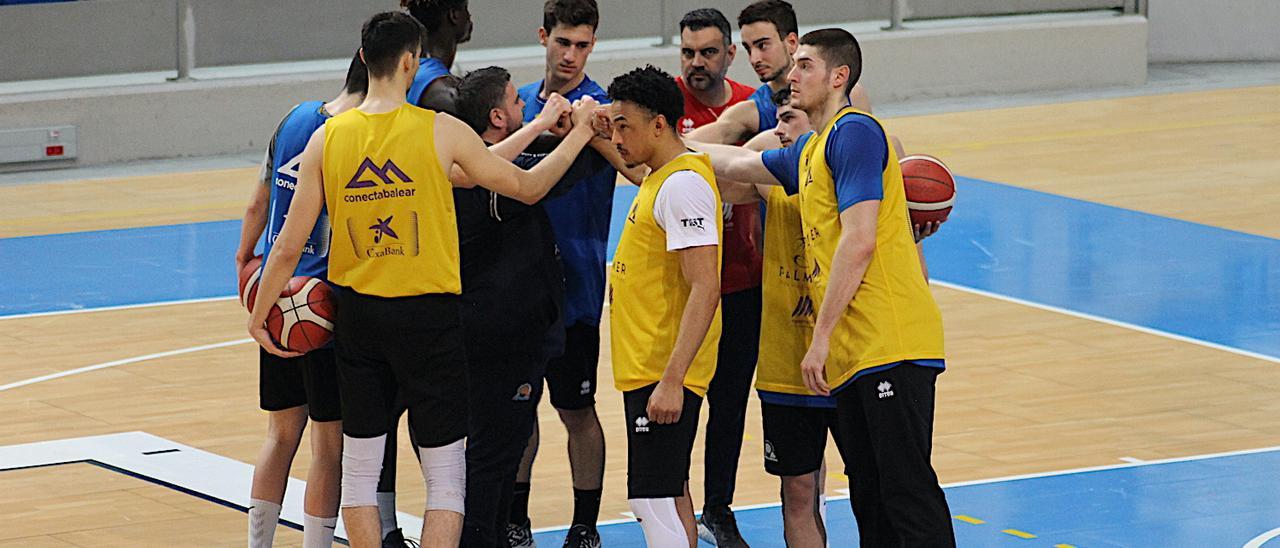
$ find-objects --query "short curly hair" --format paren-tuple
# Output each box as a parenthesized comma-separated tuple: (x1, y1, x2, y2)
(401, 0, 466, 31)
(607, 65, 683, 132)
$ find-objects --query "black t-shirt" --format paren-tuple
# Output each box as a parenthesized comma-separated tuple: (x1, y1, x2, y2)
(454, 146, 608, 359)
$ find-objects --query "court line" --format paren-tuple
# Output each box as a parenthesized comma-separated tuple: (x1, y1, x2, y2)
(1244, 526, 1280, 548)
(931, 280, 1280, 364)
(0, 296, 237, 321)
(536, 443, 1280, 534)
(0, 338, 252, 392)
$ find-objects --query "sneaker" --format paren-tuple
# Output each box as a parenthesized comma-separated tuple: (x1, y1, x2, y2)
(561, 524, 601, 548)
(697, 505, 749, 547)
(382, 528, 420, 548)
(507, 519, 537, 548)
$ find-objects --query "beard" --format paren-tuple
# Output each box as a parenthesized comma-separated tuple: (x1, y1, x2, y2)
(685, 69, 717, 91)
(760, 64, 788, 84)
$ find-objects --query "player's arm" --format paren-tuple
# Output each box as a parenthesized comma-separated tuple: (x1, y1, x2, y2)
(688, 141, 780, 187)
(235, 152, 272, 274)
(917, 244, 930, 281)
(646, 174, 721, 424)
(799, 119, 887, 396)
(247, 127, 326, 358)
(440, 98, 598, 205)
(418, 76, 459, 113)
(801, 200, 878, 396)
(648, 243, 720, 424)
(684, 99, 759, 144)
(448, 94, 573, 186)
(592, 137, 645, 184)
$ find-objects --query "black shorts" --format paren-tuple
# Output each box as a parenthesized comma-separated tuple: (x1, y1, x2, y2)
(258, 347, 342, 422)
(623, 383, 703, 499)
(544, 322, 600, 410)
(332, 286, 469, 447)
(761, 401, 842, 477)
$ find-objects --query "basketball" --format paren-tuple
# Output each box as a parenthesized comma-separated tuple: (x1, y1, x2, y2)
(264, 276, 336, 353)
(900, 154, 956, 225)
(237, 255, 262, 313)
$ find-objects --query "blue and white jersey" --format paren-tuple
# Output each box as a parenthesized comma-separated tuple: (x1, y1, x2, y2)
(262, 100, 331, 279)
(407, 57, 452, 108)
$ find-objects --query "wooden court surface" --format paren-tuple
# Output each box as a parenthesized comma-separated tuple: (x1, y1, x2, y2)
(2, 85, 1278, 545)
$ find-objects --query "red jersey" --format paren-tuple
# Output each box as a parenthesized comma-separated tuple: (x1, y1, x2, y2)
(675, 77, 763, 294)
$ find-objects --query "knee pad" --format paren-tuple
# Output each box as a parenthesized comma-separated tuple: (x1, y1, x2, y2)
(420, 438, 466, 514)
(629, 497, 690, 546)
(341, 434, 387, 508)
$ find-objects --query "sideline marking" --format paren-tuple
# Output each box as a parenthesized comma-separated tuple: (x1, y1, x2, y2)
(0, 338, 252, 392)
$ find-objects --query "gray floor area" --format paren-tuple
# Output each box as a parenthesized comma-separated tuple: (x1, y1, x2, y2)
(1, 61, 1276, 187)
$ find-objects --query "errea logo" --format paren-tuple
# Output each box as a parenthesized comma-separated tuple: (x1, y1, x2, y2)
(877, 381, 895, 399)
(634, 416, 650, 433)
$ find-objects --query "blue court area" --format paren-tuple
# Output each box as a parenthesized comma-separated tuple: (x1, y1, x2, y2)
(2, 179, 1276, 363)
(4, 177, 1280, 544)
(534, 448, 1280, 547)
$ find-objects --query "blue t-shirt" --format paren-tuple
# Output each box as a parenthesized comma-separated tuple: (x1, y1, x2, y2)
(518, 76, 616, 327)
(761, 112, 888, 211)
(263, 101, 331, 279)
(407, 57, 452, 108)
(750, 84, 779, 133)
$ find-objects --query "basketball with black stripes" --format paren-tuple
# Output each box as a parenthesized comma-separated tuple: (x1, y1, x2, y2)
(900, 154, 956, 225)
(237, 255, 262, 313)
(264, 276, 336, 353)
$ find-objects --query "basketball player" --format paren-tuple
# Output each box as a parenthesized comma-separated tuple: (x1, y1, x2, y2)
(448, 66, 608, 548)
(509, 3, 617, 546)
(672, 8, 760, 546)
(402, 0, 471, 112)
(685, 1, 870, 146)
(696, 29, 956, 547)
(603, 65, 722, 548)
(234, 51, 366, 548)
(247, 12, 598, 547)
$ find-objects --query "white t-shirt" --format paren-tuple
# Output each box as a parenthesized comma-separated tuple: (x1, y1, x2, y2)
(653, 169, 720, 251)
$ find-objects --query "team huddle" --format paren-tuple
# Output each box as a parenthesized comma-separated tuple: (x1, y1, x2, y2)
(237, 1, 953, 547)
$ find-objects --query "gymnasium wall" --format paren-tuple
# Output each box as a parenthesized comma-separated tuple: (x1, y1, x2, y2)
(0, 0, 1128, 83)
(1146, 0, 1280, 62)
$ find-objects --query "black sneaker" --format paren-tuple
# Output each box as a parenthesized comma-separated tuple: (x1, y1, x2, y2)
(697, 505, 749, 547)
(561, 524, 601, 548)
(382, 528, 420, 548)
(507, 519, 537, 548)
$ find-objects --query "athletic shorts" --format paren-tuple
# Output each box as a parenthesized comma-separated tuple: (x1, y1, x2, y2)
(623, 382, 703, 499)
(332, 286, 468, 447)
(258, 346, 341, 422)
(544, 322, 600, 410)
(761, 401, 843, 477)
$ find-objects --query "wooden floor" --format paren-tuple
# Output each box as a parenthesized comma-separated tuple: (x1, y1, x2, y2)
(2, 84, 1278, 545)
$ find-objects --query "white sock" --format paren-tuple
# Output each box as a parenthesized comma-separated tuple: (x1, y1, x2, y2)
(303, 513, 338, 548)
(247, 498, 281, 548)
(377, 491, 398, 536)
(629, 497, 690, 547)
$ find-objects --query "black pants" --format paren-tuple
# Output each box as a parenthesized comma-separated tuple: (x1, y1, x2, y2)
(837, 363, 955, 548)
(703, 286, 761, 508)
(461, 351, 543, 548)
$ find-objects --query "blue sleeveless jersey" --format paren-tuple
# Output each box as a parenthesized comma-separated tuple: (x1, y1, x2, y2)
(263, 101, 331, 279)
(751, 84, 778, 133)
(518, 76, 615, 327)
(407, 57, 452, 107)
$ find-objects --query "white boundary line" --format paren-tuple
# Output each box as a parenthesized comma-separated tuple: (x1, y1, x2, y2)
(537, 444, 1280, 533)
(931, 280, 1280, 364)
(0, 295, 237, 321)
(0, 338, 252, 392)
(1245, 526, 1280, 548)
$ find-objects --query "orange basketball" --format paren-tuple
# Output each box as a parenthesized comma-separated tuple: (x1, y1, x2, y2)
(238, 255, 262, 313)
(264, 276, 336, 353)
(900, 154, 956, 225)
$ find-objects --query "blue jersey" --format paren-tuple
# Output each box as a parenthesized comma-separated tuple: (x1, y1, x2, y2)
(518, 76, 615, 327)
(407, 57, 452, 108)
(750, 84, 779, 133)
(263, 101, 331, 279)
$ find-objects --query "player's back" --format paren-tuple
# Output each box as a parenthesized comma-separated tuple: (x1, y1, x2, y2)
(265, 101, 334, 280)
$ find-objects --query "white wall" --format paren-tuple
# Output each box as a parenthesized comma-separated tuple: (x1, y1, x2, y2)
(1148, 0, 1280, 62)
